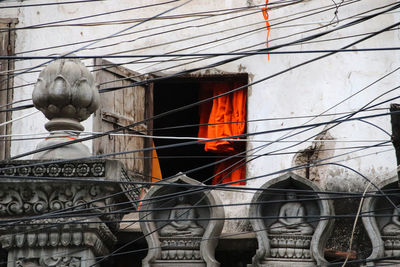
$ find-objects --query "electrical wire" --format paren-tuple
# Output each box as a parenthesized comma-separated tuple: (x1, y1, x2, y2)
(0, 0, 365, 83)
(0, 0, 104, 9)
(0, 0, 379, 93)
(4, 46, 400, 60)
(0, 108, 397, 173)
(0, 139, 394, 266)
(0, 1, 400, 264)
(7, 2, 400, 162)
(0, 0, 180, 33)
(0, 0, 362, 81)
(3, 0, 196, 89)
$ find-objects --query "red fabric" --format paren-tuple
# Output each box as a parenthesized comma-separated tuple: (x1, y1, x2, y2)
(261, 0, 271, 60)
(198, 82, 246, 152)
(212, 157, 246, 186)
(198, 81, 246, 185)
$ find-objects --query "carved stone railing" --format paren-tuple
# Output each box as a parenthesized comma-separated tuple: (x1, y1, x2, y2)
(0, 159, 140, 267)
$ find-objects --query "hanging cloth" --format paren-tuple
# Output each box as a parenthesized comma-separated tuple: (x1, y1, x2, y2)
(198, 81, 247, 185)
(198, 82, 246, 153)
(212, 157, 246, 186)
(151, 141, 162, 182)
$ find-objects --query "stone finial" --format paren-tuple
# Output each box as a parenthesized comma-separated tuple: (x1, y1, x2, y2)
(32, 57, 100, 159)
(33, 56, 99, 132)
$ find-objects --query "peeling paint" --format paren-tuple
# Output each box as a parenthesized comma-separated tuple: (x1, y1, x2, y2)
(292, 128, 335, 184)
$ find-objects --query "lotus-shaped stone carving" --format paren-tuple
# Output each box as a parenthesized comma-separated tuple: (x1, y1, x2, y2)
(32, 57, 99, 131)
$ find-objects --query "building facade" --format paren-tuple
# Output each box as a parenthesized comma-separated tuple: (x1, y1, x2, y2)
(1, 0, 400, 266)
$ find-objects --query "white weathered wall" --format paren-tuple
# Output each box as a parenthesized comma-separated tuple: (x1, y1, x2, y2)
(1, 0, 399, 231)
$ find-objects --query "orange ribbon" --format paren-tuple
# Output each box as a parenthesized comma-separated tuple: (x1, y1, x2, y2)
(261, 0, 270, 60)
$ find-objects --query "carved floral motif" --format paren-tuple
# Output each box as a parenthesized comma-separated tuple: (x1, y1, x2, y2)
(39, 256, 81, 267)
(383, 236, 400, 257)
(0, 217, 116, 256)
(0, 162, 106, 178)
(159, 237, 202, 260)
(16, 256, 81, 267)
(0, 183, 115, 216)
(269, 234, 312, 259)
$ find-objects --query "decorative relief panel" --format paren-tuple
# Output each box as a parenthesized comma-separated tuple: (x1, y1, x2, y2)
(0, 161, 106, 178)
(160, 237, 202, 260)
(0, 160, 142, 212)
(16, 256, 81, 267)
(0, 159, 139, 267)
(0, 183, 115, 216)
(269, 235, 312, 259)
(0, 217, 116, 256)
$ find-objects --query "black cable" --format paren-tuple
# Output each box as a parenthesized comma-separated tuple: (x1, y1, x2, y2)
(3, 0, 301, 53)
(3, 192, 394, 226)
(89, 0, 365, 83)
(0, 140, 392, 197)
(0, 0, 104, 9)
(97, 2, 400, 95)
(0, 140, 394, 266)
(4, 0, 195, 87)
(7, 2, 400, 161)
(0, 0, 180, 33)
(190, 77, 400, 200)
(0, 1, 396, 217)
(1, 87, 398, 184)
(0, 0, 360, 84)
(213, 84, 400, 193)
(0, 2, 398, 264)
(2, 109, 397, 168)
(1, 85, 398, 221)
(0, 0, 372, 92)
(88, 0, 383, 87)
(3, 47, 400, 60)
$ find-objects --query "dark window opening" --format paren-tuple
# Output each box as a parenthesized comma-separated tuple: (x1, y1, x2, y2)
(153, 74, 248, 185)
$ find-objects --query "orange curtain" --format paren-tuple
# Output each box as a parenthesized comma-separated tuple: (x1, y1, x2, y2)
(212, 157, 246, 186)
(151, 141, 162, 183)
(198, 81, 246, 185)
